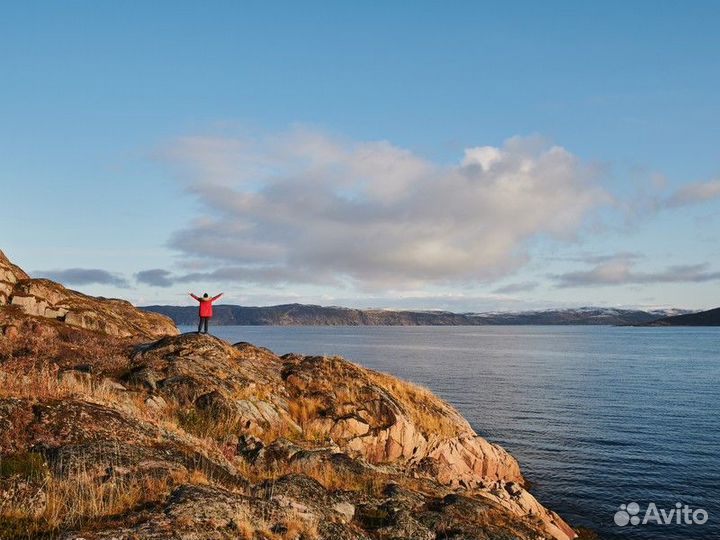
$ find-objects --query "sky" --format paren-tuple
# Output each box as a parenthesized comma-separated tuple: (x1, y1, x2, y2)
(2, 1, 720, 312)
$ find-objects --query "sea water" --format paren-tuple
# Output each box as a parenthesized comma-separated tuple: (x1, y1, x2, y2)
(180, 325, 719, 539)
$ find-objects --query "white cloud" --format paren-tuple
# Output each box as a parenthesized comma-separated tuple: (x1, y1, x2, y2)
(622, 176, 720, 219)
(161, 129, 609, 291)
(493, 281, 540, 294)
(462, 146, 504, 171)
(33, 268, 129, 288)
(666, 178, 720, 208)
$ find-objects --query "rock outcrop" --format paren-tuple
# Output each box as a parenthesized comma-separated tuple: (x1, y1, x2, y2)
(0, 249, 177, 339)
(126, 334, 576, 539)
(131, 334, 525, 489)
(0, 252, 577, 540)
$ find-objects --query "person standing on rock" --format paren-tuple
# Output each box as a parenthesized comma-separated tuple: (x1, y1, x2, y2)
(189, 292, 223, 334)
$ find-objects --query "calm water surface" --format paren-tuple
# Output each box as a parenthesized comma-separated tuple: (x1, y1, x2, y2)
(182, 325, 719, 539)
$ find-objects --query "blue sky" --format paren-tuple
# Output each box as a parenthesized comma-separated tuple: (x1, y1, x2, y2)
(2, 1, 720, 311)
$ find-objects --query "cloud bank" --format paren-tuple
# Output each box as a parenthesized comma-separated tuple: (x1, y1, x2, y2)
(34, 268, 129, 288)
(492, 281, 540, 294)
(553, 260, 720, 288)
(135, 269, 174, 288)
(666, 178, 720, 208)
(160, 130, 608, 290)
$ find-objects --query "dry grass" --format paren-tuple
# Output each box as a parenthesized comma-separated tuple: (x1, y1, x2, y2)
(287, 395, 330, 443)
(43, 473, 172, 527)
(288, 396, 325, 428)
(287, 356, 463, 440)
(2, 356, 171, 430)
(0, 359, 242, 482)
(287, 460, 383, 495)
(0, 361, 111, 402)
(0, 332, 58, 360)
(232, 451, 384, 497)
(230, 506, 320, 540)
(0, 446, 222, 540)
(274, 514, 320, 540)
(176, 402, 301, 448)
(0, 468, 179, 539)
(232, 383, 274, 402)
(231, 510, 256, 540)
(0, 325, 133, 410)
(0, 354, 297, 486)
(177, 407, 246, 440)
(0, 327, 129, 372)
(365, 370, 463, 439)
(0, 361, 158, 427)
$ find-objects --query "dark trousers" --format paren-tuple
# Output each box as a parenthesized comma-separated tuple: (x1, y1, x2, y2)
(198, 317, 210, 333)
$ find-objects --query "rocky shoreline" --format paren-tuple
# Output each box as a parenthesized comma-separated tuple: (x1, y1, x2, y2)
(0, 250, 577, 539)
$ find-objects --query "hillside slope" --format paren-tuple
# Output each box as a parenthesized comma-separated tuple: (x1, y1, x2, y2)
(0, 251, 577, 539)
(144, 303, 669, 326)
(1, 250, 177, 339)
(642, 306, 720, 326)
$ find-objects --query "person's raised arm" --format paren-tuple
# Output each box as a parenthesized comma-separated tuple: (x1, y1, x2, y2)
(212, 292, 224, 301)
(189, 293, 200, 301)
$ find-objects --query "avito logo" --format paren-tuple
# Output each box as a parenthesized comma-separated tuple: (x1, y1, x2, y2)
(614, 502, 708, 527)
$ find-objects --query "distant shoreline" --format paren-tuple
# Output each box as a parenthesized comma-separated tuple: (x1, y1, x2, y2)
(635, 306, 720, 327)
(141, 303, 698, 327)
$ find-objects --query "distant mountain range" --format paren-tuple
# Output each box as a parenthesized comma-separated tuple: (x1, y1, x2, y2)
(640, 306, 720, 326)
(141, 303, 695, 326)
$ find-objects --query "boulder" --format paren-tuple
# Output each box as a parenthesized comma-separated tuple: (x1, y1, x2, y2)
(145, 395, 168, 411)
(282, 354, 524, 485)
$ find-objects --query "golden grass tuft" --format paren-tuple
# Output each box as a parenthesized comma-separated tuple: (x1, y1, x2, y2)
(177, 407, 245, 440)
(232, 451, 384, 497)
(275, 514, 320, 540)
(0, 470, 175, 539)
(0, 361, 116, 402)
(288, 396, 325, 429)
(0, 327, 130, 372)
(229, 506, 320, 540)
(286, 395, 330, 444)
(176, 402, 301, 447)
(287, 460, 383, 496)
(365, 370, 463, 439)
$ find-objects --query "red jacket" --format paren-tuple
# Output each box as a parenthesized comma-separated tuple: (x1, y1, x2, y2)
(191, 293, 223, 318)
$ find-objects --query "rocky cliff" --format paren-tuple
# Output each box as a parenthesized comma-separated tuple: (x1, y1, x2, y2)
(0, 250, 177, 339)
(0, 251, 577, 540)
